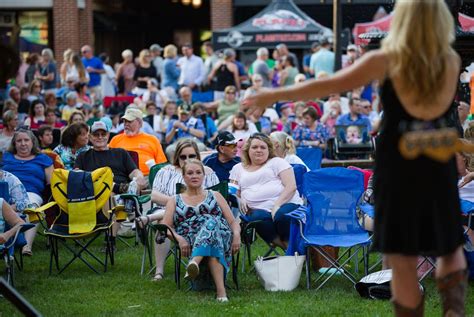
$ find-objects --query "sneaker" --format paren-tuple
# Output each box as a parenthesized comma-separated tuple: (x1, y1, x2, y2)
(216, 297, 229, 303)
(186, 260, 199, 280)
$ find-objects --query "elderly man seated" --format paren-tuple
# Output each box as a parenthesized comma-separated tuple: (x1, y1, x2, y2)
(109, 107, 167, 176)
(75, 121, 147, 249)
(164, 106, 207, 160)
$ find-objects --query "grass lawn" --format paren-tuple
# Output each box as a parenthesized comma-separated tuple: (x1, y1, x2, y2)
(2, 234, 473, 317)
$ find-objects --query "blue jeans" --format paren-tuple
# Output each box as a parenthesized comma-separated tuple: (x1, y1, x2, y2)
(246, 203, 300, 244)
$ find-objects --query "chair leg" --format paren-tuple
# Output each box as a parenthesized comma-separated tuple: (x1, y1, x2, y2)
(306, 250, 311, 290)
(232, 252, 239, 290)
(175, 247, 181, 289)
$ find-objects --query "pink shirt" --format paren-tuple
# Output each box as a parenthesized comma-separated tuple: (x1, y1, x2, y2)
(230, 157, 302, 212)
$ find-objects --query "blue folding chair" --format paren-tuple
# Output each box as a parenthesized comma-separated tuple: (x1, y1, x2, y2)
(296, 147, 323, 171)
(288, 167, 370, 290)
(291, 164, 307, 198)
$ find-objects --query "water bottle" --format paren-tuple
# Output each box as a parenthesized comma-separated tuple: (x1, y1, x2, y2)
(125, 177, 138, 217)
(228, 182, 239, 195)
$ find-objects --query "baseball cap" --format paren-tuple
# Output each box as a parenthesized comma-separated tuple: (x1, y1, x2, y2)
(178, 106, 190, 115)
(91, 121, 109, 133)
(121, 107, 143, 121)
(347, 44, 358, 51)
(216, 131, 238, 146)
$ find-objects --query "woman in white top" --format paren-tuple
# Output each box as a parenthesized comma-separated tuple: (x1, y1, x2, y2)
(230, 133, 302, 249)
(142, 78, 168, 111)
(221, 111, 258, 141)
(68, 53, 90, 84)
(136, 138, 219, 281)
(270, 131, 309, 171)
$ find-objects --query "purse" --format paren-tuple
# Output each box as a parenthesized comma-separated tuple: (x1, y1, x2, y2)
(254, 253, 305, 291)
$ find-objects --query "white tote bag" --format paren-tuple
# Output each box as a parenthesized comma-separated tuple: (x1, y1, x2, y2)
(254, 253, 305, 291)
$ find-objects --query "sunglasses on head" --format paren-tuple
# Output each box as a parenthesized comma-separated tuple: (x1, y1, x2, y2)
(179, 154, 197, 160)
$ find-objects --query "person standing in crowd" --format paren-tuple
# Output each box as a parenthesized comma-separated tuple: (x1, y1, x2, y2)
(244, 1, 467, 315)
(162, 44, 180, 92)
(116, 49, 136, 96)
(81, 45, 105, 103)
(208, 48, 240, 100)
(303, 42, 320, 77)
(59, 48, 74, 86)
(70, 53, 90, 84)
(251, 48, 272, 88)
(203, 131, 241, 183)
(177, 44, 206, 91)
(203, 41, 220, 86)
(310, 38, 335, 77)
(150, 44, 164, 82)
(276, 43, 299, 71)
(133, 49, 157, 97)
(99, 53, 116, 98)
(36, 48, 57, 93)
(142, 78, 168, 110)
(25, 53, 40, 86)
(279, 55, 299, 87)
(109, 107, 167, 176)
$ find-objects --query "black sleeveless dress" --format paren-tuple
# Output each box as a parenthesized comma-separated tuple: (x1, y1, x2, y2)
(214, 63, 236, 91)
(372, 79, 464, 256)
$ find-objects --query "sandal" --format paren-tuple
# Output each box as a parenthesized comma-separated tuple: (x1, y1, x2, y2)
(216, 296, 229, 303)
(135, 215, 150, 229)
(22, 246, 33, 257)
(151, 273, 164, 282)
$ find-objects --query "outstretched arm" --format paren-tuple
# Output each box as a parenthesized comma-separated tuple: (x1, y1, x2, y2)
(243, 50, 387, 115)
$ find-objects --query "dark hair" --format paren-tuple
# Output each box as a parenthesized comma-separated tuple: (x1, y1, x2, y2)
(68, 111, 85, 125)
(60, 122, 89, 147)
(26, 53, 40, 65)
(302, 106, 320, 121)
(38, 125, 53, 137)
(203, 41, 213, 48)
(8, 129, 41, 155)
(45, 108, 56, 116)
(30, 99, 45, 117)
(231, 112, 248, 132)
(99, 53, 108, 63)
(74, 82, 87, 93)
(172, 139, 201, 167)
(285, 55, 295, 67)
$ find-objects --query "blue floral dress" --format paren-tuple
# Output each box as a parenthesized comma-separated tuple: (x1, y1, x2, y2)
(174, 191, 232, 274)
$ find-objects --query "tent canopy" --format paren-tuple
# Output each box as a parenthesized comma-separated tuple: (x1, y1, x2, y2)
(212, 0, 332, 50)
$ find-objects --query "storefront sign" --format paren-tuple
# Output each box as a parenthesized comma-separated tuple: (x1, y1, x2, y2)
(252, 9, 308, 30)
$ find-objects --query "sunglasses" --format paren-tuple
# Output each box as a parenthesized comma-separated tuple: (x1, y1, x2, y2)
(92, 131, 108, 138)
(223, 143, 237, 149)
(179, 154, 197, 160)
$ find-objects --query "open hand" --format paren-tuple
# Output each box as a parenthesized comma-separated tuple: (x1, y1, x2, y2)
(239, 197, 249, 215)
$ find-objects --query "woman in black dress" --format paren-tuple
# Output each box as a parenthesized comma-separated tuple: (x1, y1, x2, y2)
(244, 1, 467, 316)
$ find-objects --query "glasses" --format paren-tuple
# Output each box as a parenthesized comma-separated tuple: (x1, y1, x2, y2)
(81, 50, 89, 54)
(92, 132, 108, 138)
(362, 106, 371, 109)
(226, 91, 236, 95)
(179, 154, 197, 160)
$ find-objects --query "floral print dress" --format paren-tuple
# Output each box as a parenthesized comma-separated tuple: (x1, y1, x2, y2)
(174, 191, 232, 274)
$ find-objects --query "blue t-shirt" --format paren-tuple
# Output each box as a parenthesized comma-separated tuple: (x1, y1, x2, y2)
(166, 117, 206, 143)
(82, 56, 104, 87)
(2, 152, 52, 196)
(40, 62, 57, 90)
(203, 153, 241, 182)
(336, 113, 372, 131)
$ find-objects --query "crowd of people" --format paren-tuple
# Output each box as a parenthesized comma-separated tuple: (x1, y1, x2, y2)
(1, 7, 473, 306)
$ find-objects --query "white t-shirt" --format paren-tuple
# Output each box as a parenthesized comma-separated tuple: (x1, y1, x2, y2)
(229, 157, 302, 212)
(284, 154, 309, 171)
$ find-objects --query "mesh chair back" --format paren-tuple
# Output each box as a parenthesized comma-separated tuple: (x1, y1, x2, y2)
(303, 167, 365, 236)
(296, 147, 322, 170)
(291, 164, 307, 197)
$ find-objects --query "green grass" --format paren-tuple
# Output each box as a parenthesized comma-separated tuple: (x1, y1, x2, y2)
(1, 235, 473, 317)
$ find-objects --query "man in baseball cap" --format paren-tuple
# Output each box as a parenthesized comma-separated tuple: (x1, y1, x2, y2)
(109, 106, 167, 175)
(203, 131, 241, 183)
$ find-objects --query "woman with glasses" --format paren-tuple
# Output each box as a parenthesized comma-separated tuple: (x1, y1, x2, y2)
(3, 129, 53, 256)
(229, 133, 302, 250)
(27, 79, 43, 103)
(136, 138, 218, 281)
(133, 49, 157, 97)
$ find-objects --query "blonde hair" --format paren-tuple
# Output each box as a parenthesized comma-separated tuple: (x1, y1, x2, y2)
(381, 0, 455, 105)
(464, 121, 474, 140)
(122, 49, 133, 59)
(182, 158, 205, 175)
(63, 48, 73, 63)
(138, 49, 151, 65)
(459, 138, 474, 172)
(164, 44, 177, 59)
(270, 131, 296, 155)
(241, 133, 276, 167)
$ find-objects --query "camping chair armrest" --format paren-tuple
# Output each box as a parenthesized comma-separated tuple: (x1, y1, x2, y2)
(137, 195, 151, 204)
(141, 189, 152, 195)
(24, 201, 57, 214)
